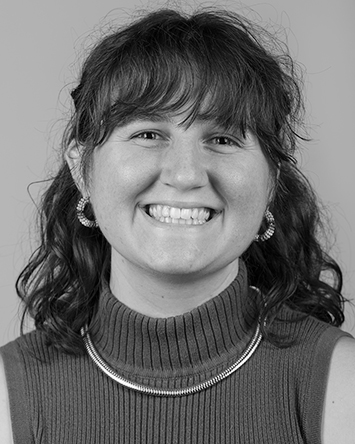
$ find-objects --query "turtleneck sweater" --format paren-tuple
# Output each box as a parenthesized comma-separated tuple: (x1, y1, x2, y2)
(88, 261, 258, 391)
(1, 262, 350, 444)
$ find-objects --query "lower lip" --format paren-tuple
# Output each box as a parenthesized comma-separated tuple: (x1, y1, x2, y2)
(139, 207, 220, 228)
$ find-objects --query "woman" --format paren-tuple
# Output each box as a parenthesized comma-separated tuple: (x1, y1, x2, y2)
(0, 7, 354, 443)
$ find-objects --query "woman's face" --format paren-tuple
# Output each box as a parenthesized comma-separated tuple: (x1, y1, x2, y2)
(87, 112, 273, 280)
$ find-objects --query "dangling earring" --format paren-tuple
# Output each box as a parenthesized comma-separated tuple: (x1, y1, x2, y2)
(255, 209, 275, 242)
(76, 196, 98, 228)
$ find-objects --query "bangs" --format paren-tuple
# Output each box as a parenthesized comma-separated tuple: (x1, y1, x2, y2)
(72, 10, 300, 163)
(105, 39, 252, 134)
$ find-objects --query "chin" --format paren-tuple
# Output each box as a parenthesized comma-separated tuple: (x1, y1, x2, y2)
(144, 256, 211, 278)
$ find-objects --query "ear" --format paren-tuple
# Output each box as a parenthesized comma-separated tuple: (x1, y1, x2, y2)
(267, 162, 281, 205)
(65, 143, 87, 195)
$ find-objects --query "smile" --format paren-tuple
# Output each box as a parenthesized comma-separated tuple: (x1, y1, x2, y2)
(146, 204, 215, 225)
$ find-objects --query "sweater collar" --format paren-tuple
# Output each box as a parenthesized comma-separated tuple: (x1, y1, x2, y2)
(90, 261, 259, 378)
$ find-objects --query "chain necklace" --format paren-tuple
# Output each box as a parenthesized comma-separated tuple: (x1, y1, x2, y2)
(81, 321, 262, 397)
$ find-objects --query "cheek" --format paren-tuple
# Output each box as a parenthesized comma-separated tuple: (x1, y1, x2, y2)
(224, 173, 271, 253)
(91, 150, 152, 195)
(221, 161, 271, 212)
(88, 151, 160, 226)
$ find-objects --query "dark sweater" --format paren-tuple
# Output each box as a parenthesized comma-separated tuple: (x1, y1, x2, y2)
(1, 263, 350, 443)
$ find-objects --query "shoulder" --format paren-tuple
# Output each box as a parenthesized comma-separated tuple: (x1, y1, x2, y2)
(0, 352, 14, 443)
(0, 331, 61, 443)
(0, 331, 49, 444)
(271, 307, 345, 352)
(322, 335, 355, 444)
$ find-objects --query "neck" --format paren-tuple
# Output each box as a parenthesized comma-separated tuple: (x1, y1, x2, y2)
(109, 254, 239, 317)
(91, 260, 259, 379)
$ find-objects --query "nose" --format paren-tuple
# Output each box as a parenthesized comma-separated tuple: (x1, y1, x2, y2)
(159, 139, 208, 191)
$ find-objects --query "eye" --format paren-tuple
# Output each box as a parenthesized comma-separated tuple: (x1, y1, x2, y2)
(130, 130, 168, 148)
(206, 134, 244, 153)
(133, 131, 161, 140)
(211, 136, 238, 146)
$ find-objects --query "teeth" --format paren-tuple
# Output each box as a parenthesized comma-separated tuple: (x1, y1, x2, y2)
(162, 206, 170, 217)
(147, 205, 212, 225)
(156, 205, 162, 218)
(170, 208, 181, 219)
(191, 208, 199, 219)
(180, 209, 191, 220)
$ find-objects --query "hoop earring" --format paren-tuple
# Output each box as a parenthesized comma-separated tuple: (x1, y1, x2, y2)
(76, 196, 98, 228)
(255, 209, 275, 242)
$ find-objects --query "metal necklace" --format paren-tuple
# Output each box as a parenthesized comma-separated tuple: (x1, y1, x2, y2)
(81, 321, 262, 397)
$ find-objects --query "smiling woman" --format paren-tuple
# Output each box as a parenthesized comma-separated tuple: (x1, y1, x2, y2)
(66, 117, 271, 316)
(1, 7, 355, 444)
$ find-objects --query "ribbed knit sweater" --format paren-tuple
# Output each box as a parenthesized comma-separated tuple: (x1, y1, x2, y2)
(1, 262, 350, 444)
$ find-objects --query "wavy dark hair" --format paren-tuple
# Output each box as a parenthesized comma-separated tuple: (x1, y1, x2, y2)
(16, 8, 345, 353)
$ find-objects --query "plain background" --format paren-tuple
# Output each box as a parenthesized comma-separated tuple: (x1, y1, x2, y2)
(1, 0, 354, 346)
